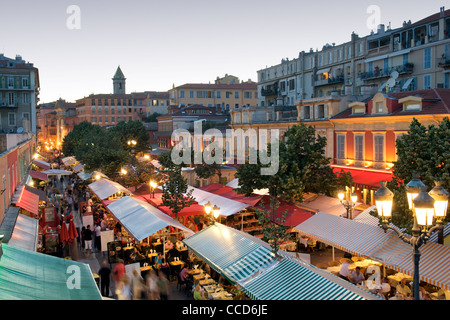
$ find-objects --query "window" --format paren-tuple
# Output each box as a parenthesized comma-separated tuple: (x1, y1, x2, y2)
(337, 135, 346, 159)
(189, 90, 194, 98)
(22, 77, 29, 88)
(424, 48, 432, 69)
(8, 113, 16, 126)
(98, 99, 102, 106)
(98, 107, 102, 113)
(22, 93, 30, 104)
(8, 92, 15, 106)
(244, 91, 252, 99)
(289, 79, 295, 91)
(424, 74, 432, 89)
(180, 90, 185, 98)
(355, 135, 364, 161)
(226, 92, 231, 99)
(216, 91, 221, 99)
(104, 99, 109, 106)
(105, 116, 108, 123)
(375, 101, 384, 113)
(235, 91, 239, 99)
(91, 117, 97, 123)
(445, 73, 449, 89)
(374, 135, 384, 162)
(317, 104, 325, 119)
(98, 116, 102, 123)
(111, 99, 115, 106)
(304, 106, 311, 120)
(117, 99, 121, 106)
(8, 77, 14, 88)
(92, 107, 95, 114)
(22, 112, 30, 121)
(111, 116, 115, 123)
(111, 107, 115, 114)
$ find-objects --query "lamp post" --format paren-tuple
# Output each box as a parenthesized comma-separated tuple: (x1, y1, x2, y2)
(149, 180, 157, 198)
(374, 177, 448, 300)
(203, 201, 220, 225)
(338, 189, 358, 219)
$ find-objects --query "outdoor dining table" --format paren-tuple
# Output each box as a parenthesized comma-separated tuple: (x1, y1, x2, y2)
(193, 273, 206, 281)
(387, 272, 413, 287)
(188, 269, 201, 276)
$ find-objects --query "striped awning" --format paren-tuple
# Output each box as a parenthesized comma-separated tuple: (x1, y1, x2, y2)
(183, 223, 275, 283)
(183, 223, 380, 300)
(242, 258, 366, 300)
(295, 212, 450, 291)
(106, 196, 193, 241)
(88, 178, 133, 200)
(16, 187, 40, 216)
(29, 170, 48, 181)
(32, 159, 50, 170)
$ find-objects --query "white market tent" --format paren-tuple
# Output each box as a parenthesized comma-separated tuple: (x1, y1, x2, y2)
(88, 178, 133, 200)
(73, 164, 84, 173)
(42, 169, 73, 176)
(62, 156, 77, 166)
(106, 196, 194, 241)
(78, 170, 108, 181)
(187, 185, 250, 216)
(8, 214, 39, 252)
(226, 178, 269, 196)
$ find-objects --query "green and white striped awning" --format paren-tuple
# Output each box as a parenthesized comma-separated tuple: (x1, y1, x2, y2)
(183, 223, 276, 283)
(183, 224, 380, 300)
(242, 258, 366, 300)
(0, 243, 102, 300)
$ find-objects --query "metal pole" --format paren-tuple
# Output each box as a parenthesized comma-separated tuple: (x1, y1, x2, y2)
(413, 241, 421, 300)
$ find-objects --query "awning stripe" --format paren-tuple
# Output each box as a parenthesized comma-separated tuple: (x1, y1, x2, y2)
(16, 187, 40, 216)
(295, 212, 450, 291)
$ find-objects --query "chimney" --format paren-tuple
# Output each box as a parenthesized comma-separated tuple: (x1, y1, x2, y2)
(378, 24, 385, 34)
(440, 7, 445, 18)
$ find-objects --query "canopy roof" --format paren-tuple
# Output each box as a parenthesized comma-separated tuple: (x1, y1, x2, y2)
(88, 178, 133, 200)
(29, 170, 48, 181)
(297, 193, 348, 217)
(32, 159, 51, 170)
(187, 185, 250, 217)
(73, 164, 84, 173)
(16, 187, 39, 216)
(7, 214, 39, 252)
(200, 183, 261, 207)
(226, 178, 269, 195)
(61, 156, 77, 166)
(332, 166, 394, 189)
(183, 223, 379, 300)
(42, 169, 72, 176)
(106, 196, 193, 241)
(77, 170, 108, 181)
(295, 212, 450, 290)
(0, 243, 102, 300)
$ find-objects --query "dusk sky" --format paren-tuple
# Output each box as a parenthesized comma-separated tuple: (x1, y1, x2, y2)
(0, 0, 446, 103)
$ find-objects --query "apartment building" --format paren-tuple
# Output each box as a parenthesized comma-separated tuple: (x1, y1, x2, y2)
(169, 75, 258, 112)
(0, 54, 39, 134)
(257, 7, 450, 107)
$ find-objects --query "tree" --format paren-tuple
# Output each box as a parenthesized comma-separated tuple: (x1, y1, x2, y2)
(143, 112, 162, 123)
(115, 160, 162, 189)
(161, 167, 196, 219)
(253, 197, 292, 258)
(62, 121, 103, 156)
(236, 124, 338, 203)
(383, 117, 450, 230)
(109, 120, 150, 154)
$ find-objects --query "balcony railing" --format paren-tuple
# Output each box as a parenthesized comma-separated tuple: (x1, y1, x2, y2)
(438, 57, 450, 69)
(360, 63, 414, 80)
(260, 88, 278, 97)
(314, 75, 344, 87)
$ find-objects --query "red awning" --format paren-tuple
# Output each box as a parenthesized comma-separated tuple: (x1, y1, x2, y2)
(16, 187, 40, 216)
(32, 159, 51, 170)
(259, 195, 314, 227)
(200, 183, 262, 207)
(332, 167, 393, 188)
(29, 170, 48, 181)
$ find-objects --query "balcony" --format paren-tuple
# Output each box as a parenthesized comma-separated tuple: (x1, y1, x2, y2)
(438, 57, 450, 69)
(260, 88, 278, 97)
(315, 75, 344, 87)
(360, 63, 414, 81)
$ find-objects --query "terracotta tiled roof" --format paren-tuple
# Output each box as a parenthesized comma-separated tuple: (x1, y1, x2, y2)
(332, 89, 450, 119)
(410, 9, 450, 28)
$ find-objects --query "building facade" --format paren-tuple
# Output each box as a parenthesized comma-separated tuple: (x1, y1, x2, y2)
(257, 8, 450, 107)
(0, 54, 40, 134)
(169, 76, 258, 112)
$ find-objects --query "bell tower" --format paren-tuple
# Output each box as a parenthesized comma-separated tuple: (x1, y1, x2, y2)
(112, 66, 126, 94)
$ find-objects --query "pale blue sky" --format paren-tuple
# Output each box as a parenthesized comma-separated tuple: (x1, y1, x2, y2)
(0, 0, 446, 103)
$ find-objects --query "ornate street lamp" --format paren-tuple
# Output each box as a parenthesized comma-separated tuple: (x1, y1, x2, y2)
(338, 189, 358, 219)
(374, 177, 447, 300)
(204, 201, 212, 215)
(149, 180, 157, 198)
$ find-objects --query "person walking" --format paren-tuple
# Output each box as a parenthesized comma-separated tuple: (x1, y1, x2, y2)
(158, 272, 170, 300)
(112, 259, 126, 294)
(94, 223, 102, 251)
(98, 260, 112, 297)
(83, 225, 93, 254)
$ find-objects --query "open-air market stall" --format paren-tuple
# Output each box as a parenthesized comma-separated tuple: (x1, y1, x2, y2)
(88, 178, 133, 200)
(32, 158, 51, 170)
(42, 169, 73, 177)
(77, 170, 108, 182)
(0, 206, 39, 252)
(0, 242, 102, 300)
(183, 223, 381, 300)
(295, 211, 450, 299)
(61, 156, 77, 167)
(72, 164, 84, 173)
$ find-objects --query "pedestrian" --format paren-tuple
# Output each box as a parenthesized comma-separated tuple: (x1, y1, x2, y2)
(131, 269, 145, 300)
(94, 223, 102, 251)
(112, 259, 126, 292)
(83, 225, 93, 254)
(339, 258, 352, 281)
(146, 269, 159, 300)
(115, 274, 131, 300)
(98, 260, 111, 297)
(158, 271, 169, 300)
(80, 226, 86, 251)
